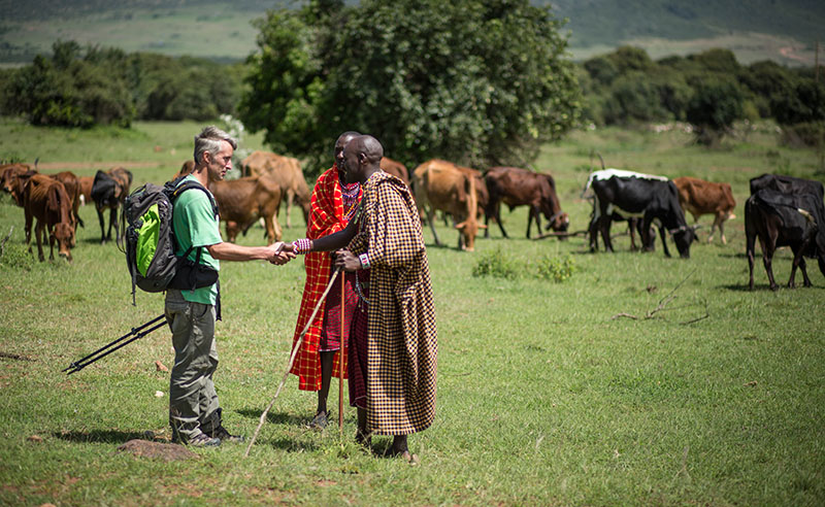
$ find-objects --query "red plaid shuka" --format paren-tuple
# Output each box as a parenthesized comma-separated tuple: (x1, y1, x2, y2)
(290, 164, 362, 391)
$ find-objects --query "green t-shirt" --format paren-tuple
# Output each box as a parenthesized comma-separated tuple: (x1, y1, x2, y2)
(173, 175, 221, 305)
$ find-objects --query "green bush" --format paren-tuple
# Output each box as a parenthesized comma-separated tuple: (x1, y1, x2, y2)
(535, 253, 576, 282)
(472, 248, 576, 282)
(472, 247, 520, 280)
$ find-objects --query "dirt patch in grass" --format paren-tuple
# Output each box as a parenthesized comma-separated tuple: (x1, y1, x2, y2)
(116, 439, 199, 462)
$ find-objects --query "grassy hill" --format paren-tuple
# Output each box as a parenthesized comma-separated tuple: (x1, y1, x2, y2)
(0, 0, 824, 65)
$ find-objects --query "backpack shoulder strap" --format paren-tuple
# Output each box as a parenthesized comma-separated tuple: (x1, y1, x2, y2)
(169, 179, 219, 218)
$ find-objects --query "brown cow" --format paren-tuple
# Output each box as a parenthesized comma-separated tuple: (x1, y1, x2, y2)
(674, 176, 736, 244)
(22, 174, 75, 262)
(484, 166, 569, 239)
(1, 164, 35, 197)
(78, 176, 94, 205)
(412, 159, 486, 251)
(48, 171, 84, 243)
(380, 157, 410, 186)
(2, 166, 38, 206)
(241, 151, 310, 228)
(208, 174, 283, 244)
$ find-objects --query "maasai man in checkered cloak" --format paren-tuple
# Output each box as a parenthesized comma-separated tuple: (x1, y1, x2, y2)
(289, 135, 437, 462)
(289, 131, 365, 429)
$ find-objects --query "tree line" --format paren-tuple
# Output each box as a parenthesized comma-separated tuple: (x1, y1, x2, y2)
(580, 46, 825, 146)
(0, 40, 244, 128)
(1, 0, 823, 173)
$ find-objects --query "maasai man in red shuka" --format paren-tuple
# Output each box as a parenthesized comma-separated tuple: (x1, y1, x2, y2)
(289, 131, 368, 429)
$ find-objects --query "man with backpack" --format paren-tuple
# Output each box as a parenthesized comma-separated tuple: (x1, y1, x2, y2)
(167, 126, 294, 447)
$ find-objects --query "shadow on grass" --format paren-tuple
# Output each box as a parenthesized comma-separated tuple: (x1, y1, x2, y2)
(53, 429, 145, 444)
(236, 408, 305, 427)
(263, 436, 320, 453)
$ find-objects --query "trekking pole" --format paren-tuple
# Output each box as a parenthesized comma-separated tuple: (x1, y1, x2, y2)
(338, 268, 345, 436)
(245, 266, 343, 458)
(63, 315, 166, 375)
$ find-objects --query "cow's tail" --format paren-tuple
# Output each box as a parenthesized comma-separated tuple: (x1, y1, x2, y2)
(580, 172, 596, 199)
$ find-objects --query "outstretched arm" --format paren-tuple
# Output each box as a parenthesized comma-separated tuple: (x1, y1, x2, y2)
(292, 217, 359, 253)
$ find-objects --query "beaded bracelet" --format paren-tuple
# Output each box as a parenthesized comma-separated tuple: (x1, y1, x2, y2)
(358, 252, 370, 269)
(292, 238, 312, 254)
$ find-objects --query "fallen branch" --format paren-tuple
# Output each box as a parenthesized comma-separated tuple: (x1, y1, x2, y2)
(610, 269, 707, 324)
(532, 229, 588, 240)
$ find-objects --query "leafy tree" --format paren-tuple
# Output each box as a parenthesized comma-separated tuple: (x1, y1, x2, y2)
(4, 40, 134, 127)
(685, 76, 745, 145)
(239, 0, 581, 173)
(603, 72, 669, 124)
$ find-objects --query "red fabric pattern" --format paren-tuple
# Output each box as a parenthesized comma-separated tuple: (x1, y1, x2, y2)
(290, 165, 362, 391)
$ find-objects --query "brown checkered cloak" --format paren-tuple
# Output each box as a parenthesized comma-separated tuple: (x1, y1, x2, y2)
(347, 171, 438, 435)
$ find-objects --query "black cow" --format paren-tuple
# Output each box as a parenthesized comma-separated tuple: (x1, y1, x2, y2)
(746, 188, 825, 290)
(750, 173, 824, 200)
(586, 169, 696, 258)
(91, 168, 132, 244)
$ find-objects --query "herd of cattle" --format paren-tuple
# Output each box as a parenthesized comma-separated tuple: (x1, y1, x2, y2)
(2, 152, 824, 291)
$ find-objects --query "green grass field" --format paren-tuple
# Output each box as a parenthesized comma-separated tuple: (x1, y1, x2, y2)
(1, 119, 824, 505)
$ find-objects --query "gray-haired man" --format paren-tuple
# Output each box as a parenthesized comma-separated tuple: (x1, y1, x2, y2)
(167, 126, 294, 447)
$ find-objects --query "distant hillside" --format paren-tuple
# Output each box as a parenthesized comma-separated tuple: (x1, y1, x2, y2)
(0, 0, 823, 66)
(547, 0, 825, 65)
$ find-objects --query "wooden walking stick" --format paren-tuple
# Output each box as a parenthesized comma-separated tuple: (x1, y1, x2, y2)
(339, 269, 346, 434)
(244, 266, 343, 458)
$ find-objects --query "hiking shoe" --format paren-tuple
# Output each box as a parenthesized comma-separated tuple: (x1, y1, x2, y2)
(211, 426, 244, 443)
(310, 410, 329, 429)
(187, 434, 221, 447)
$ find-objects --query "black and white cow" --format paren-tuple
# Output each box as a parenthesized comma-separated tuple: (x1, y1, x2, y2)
(585, 169, 696, 258)
(746, 188, 825, 290)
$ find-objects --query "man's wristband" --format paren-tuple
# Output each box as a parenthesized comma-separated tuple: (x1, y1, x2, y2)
(358, 253, 370, 269)
(293, 238, 312, 254)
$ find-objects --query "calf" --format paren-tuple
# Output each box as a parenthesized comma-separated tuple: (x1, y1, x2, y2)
(674, 176, 736, 244)
(241, 150, 310, 228)
(484, 166, 569, 239)
(22, 175, 75, 261)
(412, 159, 485, 251)
(209, 174, 283, 244)
(746, 188, 825, 290)
(91, 167, 132, 244)
(586, 169, 696, 258)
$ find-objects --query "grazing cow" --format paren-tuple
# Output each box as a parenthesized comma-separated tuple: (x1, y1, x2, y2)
(746, 188, 825, 290)
(22, 175, 75, 261)
(208, 174, 284, 244)
(380, 157, 410, 186)
(91, 167, 132, 244)
(673, 177, 736, 244)
(586, 169, 696, 258)
(484, 166, 569, 239)
(48, 171, 84, 241)
(412, 159, 485, 251)
(241, 150, 310, 228)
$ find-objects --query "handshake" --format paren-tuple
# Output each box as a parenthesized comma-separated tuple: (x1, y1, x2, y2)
(268, 241, 296, 265)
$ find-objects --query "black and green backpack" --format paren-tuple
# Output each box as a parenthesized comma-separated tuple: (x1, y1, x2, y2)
(121, 177, 220, 305)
